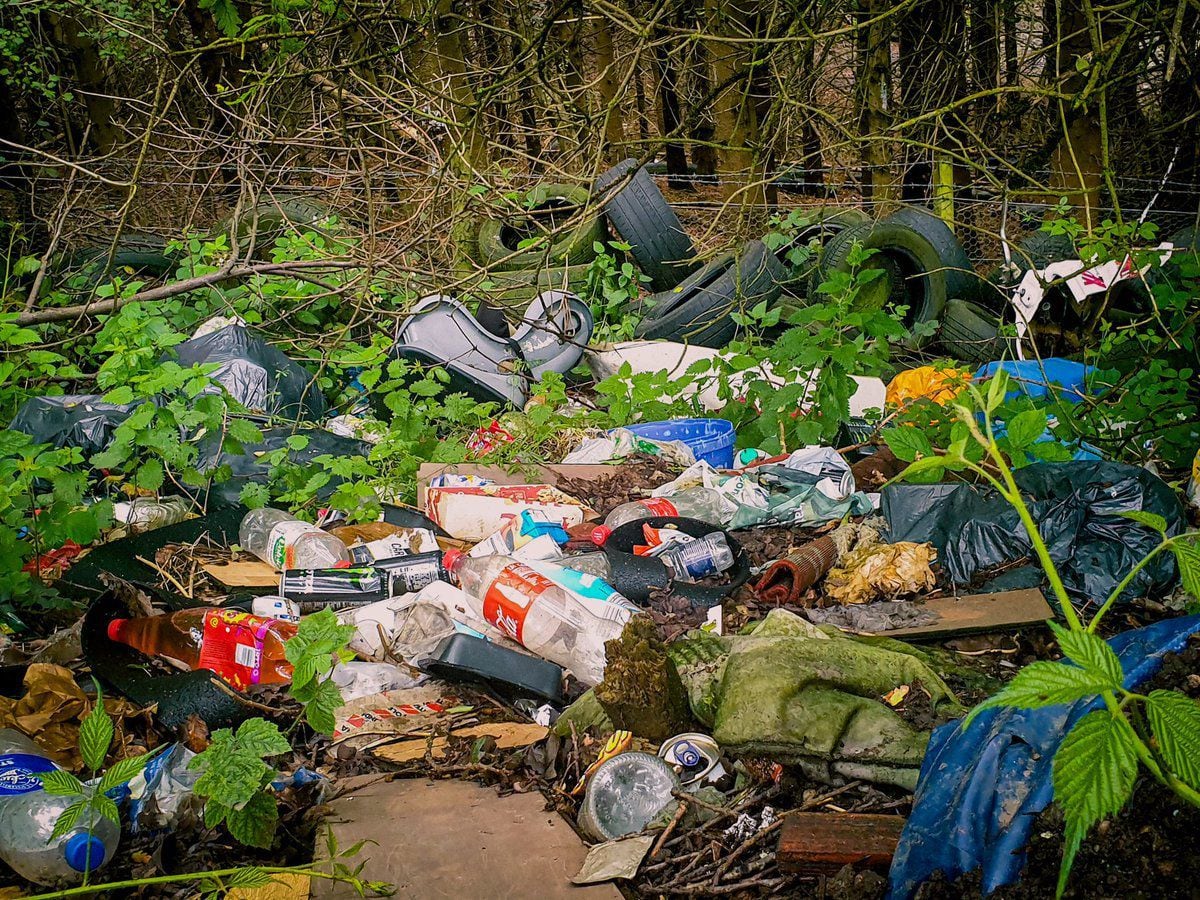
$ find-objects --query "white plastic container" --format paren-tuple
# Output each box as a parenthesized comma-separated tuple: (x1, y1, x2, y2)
(239, 508, 349, 570)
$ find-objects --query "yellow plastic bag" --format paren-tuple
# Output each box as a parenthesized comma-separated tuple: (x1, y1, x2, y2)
(886, 366, 970, 408)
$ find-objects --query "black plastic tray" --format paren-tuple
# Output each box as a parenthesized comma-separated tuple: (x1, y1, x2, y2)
(422, 634, 564, 703)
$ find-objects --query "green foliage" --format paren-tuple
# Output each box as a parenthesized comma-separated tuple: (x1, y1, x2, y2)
(39, 685, 160, 845)
(284, 608, 356, 734)
(921, 375, 1200, 897)
(585, 240, 649, 341)
(190, 718, 291, 849)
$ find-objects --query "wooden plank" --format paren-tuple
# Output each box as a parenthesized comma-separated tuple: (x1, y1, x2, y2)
(777, 812, 906, 873)
(838, 588, 1054, 641)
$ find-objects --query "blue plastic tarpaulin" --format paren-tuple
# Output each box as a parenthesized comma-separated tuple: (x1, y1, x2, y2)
(888, 614, 1200, 899)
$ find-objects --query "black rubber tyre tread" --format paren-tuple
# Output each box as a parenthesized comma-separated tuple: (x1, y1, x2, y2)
(594, 159, 700, 292)
(882, 207, 981, 302)
(634, 240, 784, 348)
(475, 184, 603, 271)
(939, 298, 1008, 364)
(767, 207, 872, 296)
(1015, 228, 1076, 270)
(212, 197, 338, 260)
(813, 219, 951, 348)
(56, 236, 180, 291)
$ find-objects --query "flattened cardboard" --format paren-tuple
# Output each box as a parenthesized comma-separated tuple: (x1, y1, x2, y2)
(202, 559, 279, 588)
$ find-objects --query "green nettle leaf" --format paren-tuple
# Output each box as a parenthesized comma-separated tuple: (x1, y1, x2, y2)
(964, 661, 1114, 727)
(1005, 408, 1049, 449)
(38, 769, 84, 797)
(1051, 711, 1138, 895)
(1144, 689, 1200, 790)
(136, 458, 165, 491)
(1117, 510, 1168, 536)
(79, 696, 115, 772)
(63, 508, 102, 546)
(1049, 622, 1123, 689)
(882, 426, 934, 463)
(225, 791, 279, 849)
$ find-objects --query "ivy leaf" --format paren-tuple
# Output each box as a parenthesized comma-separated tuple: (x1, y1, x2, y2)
(1145, 690, 1200, 790)
(1117, 510, 1168, 536)
(1049, 622, 1123, 689)
(79, 694, 114, 772)
(302, 678, 345, 735)
(224, 791, 279, 849)
(38, 769, 84, 797)
(882, 426, 934, 463)
(963, 661, 1114, 727)
(1051, 710, 1137, 891)
(1005, 408, 1048, 450)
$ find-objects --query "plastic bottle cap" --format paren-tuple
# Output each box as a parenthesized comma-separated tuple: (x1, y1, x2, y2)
(591, 526, 612, 546)
(64, 833, 106, 873)
(106, 619, 127, 641)
(333, 560, 351, 569)
(443, 549, 463, 571)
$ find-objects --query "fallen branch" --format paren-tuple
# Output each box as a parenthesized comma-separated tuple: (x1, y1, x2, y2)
(16, 258, 361, 326)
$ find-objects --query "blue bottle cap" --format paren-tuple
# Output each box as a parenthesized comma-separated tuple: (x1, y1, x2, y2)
(64, 833, 106, 873)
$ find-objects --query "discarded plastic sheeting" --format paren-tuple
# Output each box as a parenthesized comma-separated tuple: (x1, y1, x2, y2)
(887, 614, 1200, 899)
(882, 461, 1182, 608)
(10, 394, 139, 456)
(166, 324, 329, 420)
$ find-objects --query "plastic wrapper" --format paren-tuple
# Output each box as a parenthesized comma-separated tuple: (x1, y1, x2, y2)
(166, 324, 328, 420)
(561, 427, 696, 466)
(10, 395, 139, 456)
(883, 461, 1183, 607)
(331, 661, 424, 700)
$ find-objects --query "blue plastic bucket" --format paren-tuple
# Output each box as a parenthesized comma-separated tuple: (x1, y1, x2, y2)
(624, 418, 736, 469)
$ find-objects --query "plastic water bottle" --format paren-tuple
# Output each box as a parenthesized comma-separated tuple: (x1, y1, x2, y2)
(239, 508, 349, 569)
(555, 551, 612, 579)
(0, 729, 119, 886)
(660, 532, 735, 583)
(443, 550, 627, 686)
(592, 488, 727, 542)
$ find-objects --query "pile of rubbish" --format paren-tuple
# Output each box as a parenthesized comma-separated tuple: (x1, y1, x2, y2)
(1, 164, 1198, 899)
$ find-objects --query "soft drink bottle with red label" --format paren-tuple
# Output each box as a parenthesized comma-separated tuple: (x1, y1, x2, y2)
(443, 550, 627, 686)
(592, 487, 726, 543)
(107, 609, 298, 690)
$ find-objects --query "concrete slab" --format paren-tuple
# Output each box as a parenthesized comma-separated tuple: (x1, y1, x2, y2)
(312, 776, 622, 899)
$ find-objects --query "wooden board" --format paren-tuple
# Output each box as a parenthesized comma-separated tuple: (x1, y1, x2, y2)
(777, 812, 906, 873)
(871, 588, 1053, 640)
(416, 463, 615, 511)
(371, 722, 548, 763)
(202, 559, 279, 588)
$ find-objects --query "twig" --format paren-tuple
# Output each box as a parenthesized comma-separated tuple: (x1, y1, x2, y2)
(650, 801, 689, 860)
(134, 554, 193, 599)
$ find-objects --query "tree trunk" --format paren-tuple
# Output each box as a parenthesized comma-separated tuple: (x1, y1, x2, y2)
(433, 0, 489, 177)
(1048, 0, 1102, 224)
(706, 0, 764, 207)
(592, 13, 625, 162)
(856, 0, 896, 201)
(654, 36, 690, 187)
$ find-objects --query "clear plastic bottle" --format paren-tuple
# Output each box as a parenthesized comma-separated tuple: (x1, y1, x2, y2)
(555, 551, 612, 580)
(660, 532, 735, 583)
(0, 729, 118, 886)
(239, 508, 349, 570)
(593, 488, 727, 543)
(107, 609, 297, 689)
(111, 496, 191, 531)
(443, 550, 627, 686)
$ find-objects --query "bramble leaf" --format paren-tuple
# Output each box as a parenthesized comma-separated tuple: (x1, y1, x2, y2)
(225, 791, 278, 849)
(963, 661, 1114, 727)
(1051, 710, 1137, 896)
(79, 694, 114, 771)
(1049, 622, 1123, 690)
(1145, 689, 1200, 790)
